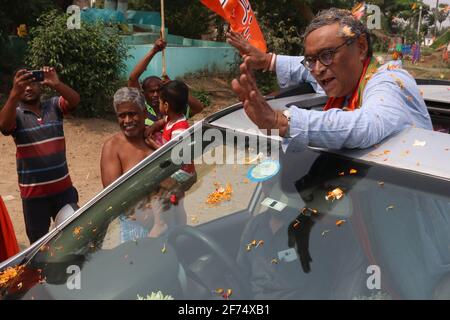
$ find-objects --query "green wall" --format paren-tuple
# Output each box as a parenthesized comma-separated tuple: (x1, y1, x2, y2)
(125, 44, 237, 79)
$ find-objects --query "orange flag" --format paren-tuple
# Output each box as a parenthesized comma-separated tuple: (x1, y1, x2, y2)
(200, 0, 267, 52)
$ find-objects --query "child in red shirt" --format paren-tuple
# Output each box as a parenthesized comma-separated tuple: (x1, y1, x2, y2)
(146, 80, 195, 179)
(146, 80, 190, 147)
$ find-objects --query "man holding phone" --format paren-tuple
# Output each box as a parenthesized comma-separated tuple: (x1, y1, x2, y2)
(0, 66, 80, 244)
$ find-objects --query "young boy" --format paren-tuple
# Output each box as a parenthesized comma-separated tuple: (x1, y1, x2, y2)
(145, 80, 195, 182)
(145, 80, 190, 148)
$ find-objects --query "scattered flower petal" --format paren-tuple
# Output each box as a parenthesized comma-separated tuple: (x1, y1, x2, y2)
(386, 205, 395, 211)
(401, 150, 410, 156)
(190, 216, 199, 224)
(206, 183, 233, 206)
(0, 266, 24, 288)
(213, 288, 224, 294)
(73, 226, 83, 237)
(326, 188, 345, 201)
(222, 289, 233, 300)
(390, 74, 404, 89)
(342, 25, 355, 37)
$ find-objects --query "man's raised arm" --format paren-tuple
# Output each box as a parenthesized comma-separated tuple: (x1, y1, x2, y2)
(43, 66, 80, 111)
(128, 38, 166, 89)
(0, 70, 33, 133)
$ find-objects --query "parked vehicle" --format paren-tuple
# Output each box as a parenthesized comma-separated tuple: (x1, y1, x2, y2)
(1, 82, 449, 300)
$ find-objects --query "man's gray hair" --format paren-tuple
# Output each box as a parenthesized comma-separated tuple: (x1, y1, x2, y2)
(113, 87, 146, 112)
(303, 8, 372, 58)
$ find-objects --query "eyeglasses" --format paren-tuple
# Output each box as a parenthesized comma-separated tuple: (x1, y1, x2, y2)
(303, 38, 356, 71)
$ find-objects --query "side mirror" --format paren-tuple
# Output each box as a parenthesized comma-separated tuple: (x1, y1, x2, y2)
(53, 203, 79, 229)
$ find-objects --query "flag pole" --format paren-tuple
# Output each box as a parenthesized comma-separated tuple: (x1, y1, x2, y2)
(160, 0, 167, 78)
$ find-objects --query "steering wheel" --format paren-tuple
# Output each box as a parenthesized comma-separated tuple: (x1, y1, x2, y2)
(168, 225, 252, 299)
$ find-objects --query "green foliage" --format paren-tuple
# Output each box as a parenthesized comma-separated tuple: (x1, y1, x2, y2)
(0, 0, 59, 83)
(128, 0, 211, 39)
(0, 0, 58, 39)
(26, 10, 129, 117)
(192, 90, 211, 107)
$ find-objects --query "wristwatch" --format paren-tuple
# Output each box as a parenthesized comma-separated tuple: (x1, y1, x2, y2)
(282, 109, 291, 138)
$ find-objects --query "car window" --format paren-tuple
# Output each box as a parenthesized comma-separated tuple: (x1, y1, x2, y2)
(242, 149, 450, 299)
(0, 126, 264, 299)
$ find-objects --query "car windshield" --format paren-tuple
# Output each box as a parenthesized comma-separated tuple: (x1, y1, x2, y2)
(1, 124, 449, 300)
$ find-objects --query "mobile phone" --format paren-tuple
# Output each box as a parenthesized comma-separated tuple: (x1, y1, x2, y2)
(30, 70, 44, 82)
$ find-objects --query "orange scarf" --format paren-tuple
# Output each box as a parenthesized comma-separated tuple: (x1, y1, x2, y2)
(323, 57, 379, 111)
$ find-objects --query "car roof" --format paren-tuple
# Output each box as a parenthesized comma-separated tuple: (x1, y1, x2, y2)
(418, 85, 450, 104)
(208, 94, 450, 181)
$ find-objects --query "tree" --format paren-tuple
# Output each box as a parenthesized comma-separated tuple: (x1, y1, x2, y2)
(26, 10, 128, 117)
(127, 0, 211, 39)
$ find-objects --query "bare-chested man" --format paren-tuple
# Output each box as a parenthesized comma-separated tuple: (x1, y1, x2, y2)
(100, 87, 153, 187)
(101, 87, 177, 241)
(101, 87, 190, 241)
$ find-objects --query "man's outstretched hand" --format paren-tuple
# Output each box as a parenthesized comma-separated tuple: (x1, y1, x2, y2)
(231, 59, 289, 137)
(152, 38, 167, 54)
(226, 31, 271, 70)
(231, 60, 273, 129)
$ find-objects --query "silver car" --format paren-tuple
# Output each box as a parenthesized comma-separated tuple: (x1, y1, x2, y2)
(1, 81, 449, 300)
